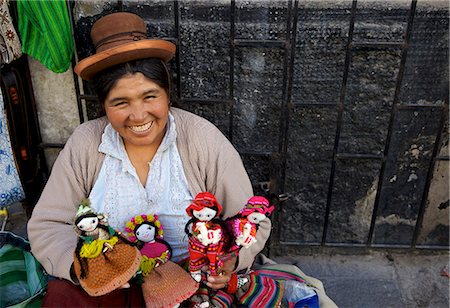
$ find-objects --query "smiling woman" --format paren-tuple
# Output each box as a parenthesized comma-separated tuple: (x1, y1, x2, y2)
(97, 64, 171, 185)
(26, 11, 263, 307)
(26, 11, 337, 308)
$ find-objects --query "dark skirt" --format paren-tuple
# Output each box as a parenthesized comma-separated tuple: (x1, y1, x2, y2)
(42, 279, 145, 307)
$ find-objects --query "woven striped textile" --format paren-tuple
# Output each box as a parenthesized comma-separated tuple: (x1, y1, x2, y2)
(238, 273, 284, 307)
(17, 0, 73, 73)
(0, 232, 47, 307)
(254, 268, 307, 284)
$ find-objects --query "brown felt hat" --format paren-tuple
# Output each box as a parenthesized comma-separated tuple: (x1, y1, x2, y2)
(74, 12, 176, 81)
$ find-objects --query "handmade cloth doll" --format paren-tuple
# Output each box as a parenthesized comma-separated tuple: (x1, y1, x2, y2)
(228, 196, 274, 252)
(72, 199, 141, 296)
(126, 214, 198, 308)
(185, 192, 226, 282)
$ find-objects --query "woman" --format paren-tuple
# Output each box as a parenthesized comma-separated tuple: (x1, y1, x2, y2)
(27, 12, 268, 305)
(28, 12, 336, 307)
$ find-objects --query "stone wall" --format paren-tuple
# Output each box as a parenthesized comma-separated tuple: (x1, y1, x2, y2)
(32, 0, 449, 249)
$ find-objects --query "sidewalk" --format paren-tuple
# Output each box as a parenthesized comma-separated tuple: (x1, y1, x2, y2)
(276, 249, 449, 308)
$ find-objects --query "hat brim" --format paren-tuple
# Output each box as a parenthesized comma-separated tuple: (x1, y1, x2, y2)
(74, 39, 176, 81)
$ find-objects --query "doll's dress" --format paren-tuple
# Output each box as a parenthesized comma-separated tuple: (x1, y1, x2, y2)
(140, 240, 198, 308)
(73, 228, 142, 296)
(188, 221, 224, 276)
(229, 218, 257, 251)
(139, 240, 170, 276)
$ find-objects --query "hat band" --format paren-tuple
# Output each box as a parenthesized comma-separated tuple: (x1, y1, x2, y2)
(95, 31, 147, 51)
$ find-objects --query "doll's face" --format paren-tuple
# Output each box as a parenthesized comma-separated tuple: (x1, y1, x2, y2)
(135, 223, 156, 242)
(77, 216, 99, 232)
(193, 207, 217, 221)
(247, 212, 266, 224)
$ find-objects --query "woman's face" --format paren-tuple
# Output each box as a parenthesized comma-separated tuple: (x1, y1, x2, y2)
(104, 73, 169, 149)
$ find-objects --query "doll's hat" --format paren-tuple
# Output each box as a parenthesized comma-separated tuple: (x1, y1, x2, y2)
(74, 199, 96, 222)
(186, 192, 223, 217)
(240, 196, 274, 217)
(74, 12, 176, 80)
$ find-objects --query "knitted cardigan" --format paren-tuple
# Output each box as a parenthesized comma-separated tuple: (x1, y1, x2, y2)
(27, 108, 271, 282)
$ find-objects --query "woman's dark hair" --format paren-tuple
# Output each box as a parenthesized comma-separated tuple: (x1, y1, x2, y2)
(93, 58, 171, 104)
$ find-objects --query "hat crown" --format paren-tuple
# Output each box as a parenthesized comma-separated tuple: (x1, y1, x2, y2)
(91, 12, 148, 53)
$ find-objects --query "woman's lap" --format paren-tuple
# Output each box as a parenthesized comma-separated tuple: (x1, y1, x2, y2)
(43, 279, 145, 307)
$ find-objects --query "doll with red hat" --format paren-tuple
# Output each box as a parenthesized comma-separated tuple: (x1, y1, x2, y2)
(185, 192, 226, 283)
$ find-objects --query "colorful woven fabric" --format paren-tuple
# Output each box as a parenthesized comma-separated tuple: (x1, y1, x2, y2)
(73, 238, 141, 296)
(0, 232, 47, 307)
(0, 89, 25, 207)
(17, 0, 73, 73)
(254, 268, 307, 283)
(0, 0, 22, 64)
(237, 272, 284, 307)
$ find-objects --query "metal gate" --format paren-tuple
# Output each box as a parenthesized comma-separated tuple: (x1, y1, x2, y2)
(65, 0, 448, 253)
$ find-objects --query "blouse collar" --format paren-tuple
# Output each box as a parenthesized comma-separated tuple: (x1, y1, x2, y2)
(98, 112, 177, 162)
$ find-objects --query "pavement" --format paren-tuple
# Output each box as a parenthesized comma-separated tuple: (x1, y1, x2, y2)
(2, 202, 449, 308)
(276, 249, 449, 308)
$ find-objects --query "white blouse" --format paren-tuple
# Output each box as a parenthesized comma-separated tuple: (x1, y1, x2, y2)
(89, 113, 192, 261)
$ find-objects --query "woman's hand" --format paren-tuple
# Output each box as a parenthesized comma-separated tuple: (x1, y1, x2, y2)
(206, 254, 237, 290)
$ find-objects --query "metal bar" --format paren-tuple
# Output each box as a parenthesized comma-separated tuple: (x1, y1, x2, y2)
(415, 245, 450, 250)
(279, 0, 297, 175)
(321, 0, 358, 245)
(411, 102, 449, 247)
(79, 94, 98, 101)
(234, 39, 286, 48)
(335, 153, 384, 160)
(38, 143, 65, 149)
(229, 0, 236, 142)
(352, 41, 403, 50)
(367, 0, 418, 246)
(272, 0, 297, 256)
(281, 241, 415, 249)
(397, 104, 446, 110)
(181, 98, 233, 105)
(240, 151, 274, 157)
(292, 102, 337, 107)
(282, 241, 448, 250)
(66, 0, 85, 124)
(280, 241, 321, 247)
(174, 0, 182, 101)
(436, 156, 450, 161)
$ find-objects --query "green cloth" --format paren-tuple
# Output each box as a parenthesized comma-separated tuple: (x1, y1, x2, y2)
(0, 233, 47, 308)
(17, 0, 74, 73)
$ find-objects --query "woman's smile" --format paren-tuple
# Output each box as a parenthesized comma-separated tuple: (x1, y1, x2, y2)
(128, 121, 153, 133)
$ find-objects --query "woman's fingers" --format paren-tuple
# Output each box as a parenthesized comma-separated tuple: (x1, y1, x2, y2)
(206, 270, 230, 289)
(206, 254, 237, 289)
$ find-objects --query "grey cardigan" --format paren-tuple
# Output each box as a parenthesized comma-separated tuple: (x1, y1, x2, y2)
(28, 108, 271, 281)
